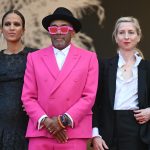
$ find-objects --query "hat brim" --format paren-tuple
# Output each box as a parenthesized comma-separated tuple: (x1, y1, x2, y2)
(42, 14, 81, 33)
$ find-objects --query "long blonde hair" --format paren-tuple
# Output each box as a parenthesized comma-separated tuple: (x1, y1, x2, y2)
(135, 48, 144, 59)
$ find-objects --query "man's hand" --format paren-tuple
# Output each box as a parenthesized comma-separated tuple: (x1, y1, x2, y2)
(43, 117, 68, 143)
(44, 117, 62, 134)
(54, 129, 68, 143)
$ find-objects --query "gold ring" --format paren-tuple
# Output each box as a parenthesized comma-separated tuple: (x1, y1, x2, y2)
(48, 128, 51, 131)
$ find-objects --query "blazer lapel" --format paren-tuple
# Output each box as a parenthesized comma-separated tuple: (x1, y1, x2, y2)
(138, 60, 147, 108)
(50, 44, 81, 94)
(41, 46, 59, 79)
(108, 55, 118, 108)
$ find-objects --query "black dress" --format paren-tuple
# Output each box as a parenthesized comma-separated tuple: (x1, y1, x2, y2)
(0, 47, 36, 150)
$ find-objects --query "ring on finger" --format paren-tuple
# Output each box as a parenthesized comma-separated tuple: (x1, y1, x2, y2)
(48, 128, 52, 132)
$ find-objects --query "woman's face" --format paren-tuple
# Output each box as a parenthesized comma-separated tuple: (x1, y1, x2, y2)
(115, 22, 140, 51)
(2, 13, 24, 43)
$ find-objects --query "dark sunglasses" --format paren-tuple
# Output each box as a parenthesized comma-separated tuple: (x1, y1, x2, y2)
(48, 26, 73, 35)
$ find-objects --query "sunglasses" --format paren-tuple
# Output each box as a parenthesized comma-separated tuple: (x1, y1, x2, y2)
(48, 26, 73, 35)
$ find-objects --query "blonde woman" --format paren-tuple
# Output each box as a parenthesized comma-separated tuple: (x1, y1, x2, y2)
(92, 17, 150, 150)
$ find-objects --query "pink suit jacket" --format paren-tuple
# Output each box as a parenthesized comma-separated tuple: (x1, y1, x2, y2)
(21, 44, 98, 139)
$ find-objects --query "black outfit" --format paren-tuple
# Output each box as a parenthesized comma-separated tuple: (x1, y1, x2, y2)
(92, 55, 150, 150)
(0, 47, 36, 150)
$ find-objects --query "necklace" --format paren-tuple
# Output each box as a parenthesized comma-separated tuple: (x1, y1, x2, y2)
(121, 66, 128, 72)
(121, 65, 133, 80)
(4, 46, 24, 54)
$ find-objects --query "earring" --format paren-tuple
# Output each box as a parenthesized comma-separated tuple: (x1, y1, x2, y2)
(0, 33, 4, 49)
(21, 34, 25, 44)
(0, 33, 6, 50)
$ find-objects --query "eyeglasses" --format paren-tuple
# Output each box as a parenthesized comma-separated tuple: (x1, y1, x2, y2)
(48, 26, 73, 35)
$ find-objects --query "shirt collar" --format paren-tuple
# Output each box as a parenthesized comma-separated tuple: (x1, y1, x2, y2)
(53, 45, 71, 56)
(118, 51, 142, 68)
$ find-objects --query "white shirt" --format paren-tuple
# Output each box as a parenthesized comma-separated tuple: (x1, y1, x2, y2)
(53, 45, 70, 70)
(92, 51, 142, 137)
(114, 51, 142, 110)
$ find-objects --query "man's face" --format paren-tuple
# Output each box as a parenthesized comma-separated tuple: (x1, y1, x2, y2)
(49, 20, 75, 50)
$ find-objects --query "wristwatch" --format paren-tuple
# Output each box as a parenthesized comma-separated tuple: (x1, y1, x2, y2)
(60, 114, 72, 127)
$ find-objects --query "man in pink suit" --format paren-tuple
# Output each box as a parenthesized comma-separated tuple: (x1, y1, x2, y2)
(21, 7, 98, 150)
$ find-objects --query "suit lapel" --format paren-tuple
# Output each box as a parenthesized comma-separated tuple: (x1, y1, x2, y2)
(138, 60, 147, 108)
(108, 56, 118, 108)
(50, 44, 81, 94)
(41, 46, 59, 79)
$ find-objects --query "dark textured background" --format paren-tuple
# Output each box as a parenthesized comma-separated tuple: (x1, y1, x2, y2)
(81, 0, 150, 59)
(1, 0, 149, 59)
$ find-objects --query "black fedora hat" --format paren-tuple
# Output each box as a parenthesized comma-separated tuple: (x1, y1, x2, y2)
(42, 7, 81, 33)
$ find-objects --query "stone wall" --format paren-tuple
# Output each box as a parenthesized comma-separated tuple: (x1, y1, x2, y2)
(0, 0, 104, 51)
